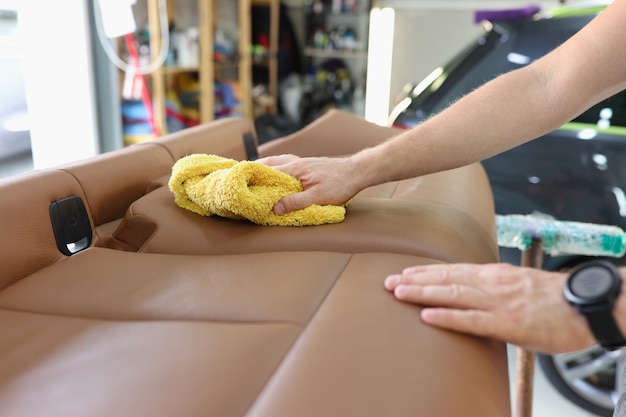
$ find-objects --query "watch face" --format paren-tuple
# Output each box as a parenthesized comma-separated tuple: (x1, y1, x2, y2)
(569, 265, 615, 300)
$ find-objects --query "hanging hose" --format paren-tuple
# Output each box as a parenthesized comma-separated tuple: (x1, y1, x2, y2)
(124, 33, 159, 137)
(92, 0, 170, 75)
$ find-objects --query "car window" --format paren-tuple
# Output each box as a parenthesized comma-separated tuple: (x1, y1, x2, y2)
(419, 14, 626, 132)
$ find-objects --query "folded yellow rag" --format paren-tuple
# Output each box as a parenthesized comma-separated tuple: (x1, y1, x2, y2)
(168, 154, 346, 226)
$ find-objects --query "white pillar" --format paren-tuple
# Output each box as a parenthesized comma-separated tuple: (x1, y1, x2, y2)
(19, 0, 99, 170)
(364, 6, 395, 126)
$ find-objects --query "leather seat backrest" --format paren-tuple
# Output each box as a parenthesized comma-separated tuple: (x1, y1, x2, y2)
(149, 117, 258, 161)
(0, 170, 87, 289)
(60, 144, 174, 227)
(59, 117, 257, 228)
(258, 109, 402, 157)
(0, 117, 257, 289)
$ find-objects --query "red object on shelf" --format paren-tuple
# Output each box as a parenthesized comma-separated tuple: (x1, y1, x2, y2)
(124, 33, 160, 137)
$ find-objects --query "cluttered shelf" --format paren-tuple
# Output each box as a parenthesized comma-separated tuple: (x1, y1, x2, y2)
(120, 0, 284, 146)
(161, 58, 242, 75)
(298, 0, 371, 125)
(119, 0, 371, 146)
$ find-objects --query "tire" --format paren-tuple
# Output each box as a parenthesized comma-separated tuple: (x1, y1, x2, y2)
(537, 344, 623, 416)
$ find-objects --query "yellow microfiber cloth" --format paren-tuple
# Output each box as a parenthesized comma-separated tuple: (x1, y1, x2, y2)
(168, 154, 346, 226)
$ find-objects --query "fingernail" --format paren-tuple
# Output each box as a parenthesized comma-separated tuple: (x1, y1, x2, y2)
(394, 285, 408, 297)
(420, 309, 435, 322)
(274, 202, 285, 215)
(384, 275, 399, 289)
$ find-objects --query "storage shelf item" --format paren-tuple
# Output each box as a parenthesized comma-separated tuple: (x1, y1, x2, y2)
(122, 0, 285, 144)
(302, 0, 371, 123)
(240, 0, 280, 117)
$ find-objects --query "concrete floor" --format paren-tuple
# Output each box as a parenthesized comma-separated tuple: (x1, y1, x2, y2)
(507, 344, 602, 417)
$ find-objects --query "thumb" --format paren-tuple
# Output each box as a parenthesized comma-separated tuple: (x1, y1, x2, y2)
(274, 192, 313, 215)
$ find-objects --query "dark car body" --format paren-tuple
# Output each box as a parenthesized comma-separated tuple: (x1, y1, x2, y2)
(390, 6, 626, 270)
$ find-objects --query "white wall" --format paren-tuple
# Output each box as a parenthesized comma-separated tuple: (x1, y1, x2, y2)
(382, 0, 559, 9)
(388, 8, 479, 108)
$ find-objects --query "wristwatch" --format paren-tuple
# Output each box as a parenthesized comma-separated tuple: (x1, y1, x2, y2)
(564, 260, 626, 350)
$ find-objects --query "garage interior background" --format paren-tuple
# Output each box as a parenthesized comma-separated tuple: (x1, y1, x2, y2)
(14, 0, 570, 172)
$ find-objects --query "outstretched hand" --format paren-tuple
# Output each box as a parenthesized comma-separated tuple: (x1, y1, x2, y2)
(257, 154, 362, 214)
(384, 263, 597, 354)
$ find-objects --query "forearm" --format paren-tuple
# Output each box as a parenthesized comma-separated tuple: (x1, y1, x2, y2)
(350, 1, 626, 190)
(265, 1, 626, 215)
(351, 65, 573, 189)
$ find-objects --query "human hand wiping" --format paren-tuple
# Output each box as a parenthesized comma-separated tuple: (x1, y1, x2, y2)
(257, 154, 361, 215)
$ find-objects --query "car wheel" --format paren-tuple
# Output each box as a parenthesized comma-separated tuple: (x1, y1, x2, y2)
(537, 346, 625, 416)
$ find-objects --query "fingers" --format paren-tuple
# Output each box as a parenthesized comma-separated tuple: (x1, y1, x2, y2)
(257, 155, 316, 214)
(273, 192, 315, 215)
(256, 154, 299, 167)
(259, 154, 356, 215)
(392, 280, 488, 310)
(382, 262, 593, 353)
(419, 308, 497, 339)
(383, 263, 508, 318)
(384, 263, 486, 291)
(383, 264, 505, 343)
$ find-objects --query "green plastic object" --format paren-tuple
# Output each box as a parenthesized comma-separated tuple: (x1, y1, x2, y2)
(548, 5, 606, 18)
(559, 122, 626, 138)
(496, 214, 626, 257)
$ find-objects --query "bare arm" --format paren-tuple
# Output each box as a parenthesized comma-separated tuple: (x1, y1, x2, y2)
(353, 0, 626, 187)
(262, 1, 626, 214)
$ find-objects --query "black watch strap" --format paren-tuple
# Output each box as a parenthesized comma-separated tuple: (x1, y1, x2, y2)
(583, 307, 626, 350)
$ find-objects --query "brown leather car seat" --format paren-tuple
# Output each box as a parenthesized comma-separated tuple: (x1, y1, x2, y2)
(0, 110, 510, 417)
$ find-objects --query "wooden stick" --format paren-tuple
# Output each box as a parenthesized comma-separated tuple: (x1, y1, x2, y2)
(515, 238, 544, 417)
